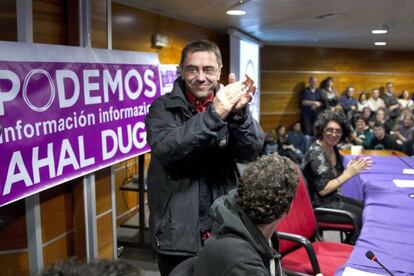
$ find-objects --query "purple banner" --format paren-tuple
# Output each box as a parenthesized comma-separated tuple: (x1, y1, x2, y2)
(0, 45, 161, 207)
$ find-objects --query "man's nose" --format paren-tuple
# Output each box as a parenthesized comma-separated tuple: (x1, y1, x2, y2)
(196, 71, 207, 81)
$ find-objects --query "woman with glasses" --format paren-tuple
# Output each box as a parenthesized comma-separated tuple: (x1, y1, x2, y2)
(301, 111, 371, 243)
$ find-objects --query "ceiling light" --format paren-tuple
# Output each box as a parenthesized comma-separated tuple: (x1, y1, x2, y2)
(226, 9, 246, 15)
(372, 29, 388, 34)
(226, 0, 248, 16)
(375, 42, 387, 46)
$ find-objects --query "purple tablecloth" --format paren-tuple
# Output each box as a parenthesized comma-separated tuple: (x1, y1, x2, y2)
(336, 156, 414, 275)
(341, 155, 414, 201)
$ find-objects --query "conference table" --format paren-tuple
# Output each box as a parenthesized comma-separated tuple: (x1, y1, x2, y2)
(336, 150, 414, 275)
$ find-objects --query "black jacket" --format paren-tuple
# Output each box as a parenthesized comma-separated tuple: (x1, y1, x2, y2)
(193, 190, 283, 276)
(145, 78, 264, 255)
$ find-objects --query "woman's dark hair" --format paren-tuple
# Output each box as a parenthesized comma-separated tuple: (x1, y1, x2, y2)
(313, 110, 351, 142)
(319, 76, 334, 89)
(358, 91, 367, 101)
(353, 114, 367, 126)
(276, 125, 286, 136)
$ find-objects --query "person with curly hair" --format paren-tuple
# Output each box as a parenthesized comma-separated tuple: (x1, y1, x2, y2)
(194, 154, 298, 276)
(41, 258, 142, 276)
(301, 110, 372, 241)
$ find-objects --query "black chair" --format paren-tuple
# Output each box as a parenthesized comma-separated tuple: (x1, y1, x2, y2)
(298, 169, 360, 243)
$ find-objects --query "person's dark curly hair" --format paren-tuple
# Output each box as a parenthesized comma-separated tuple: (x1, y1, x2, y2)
(313, 110, 351, 143)
(236, 154, 298, 225)
(41, 258, 142, 276)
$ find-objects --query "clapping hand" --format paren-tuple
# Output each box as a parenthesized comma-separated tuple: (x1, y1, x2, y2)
(346, 156, 372, 177)
(213, 73, 256, 119)
(230, 73, 256, 113)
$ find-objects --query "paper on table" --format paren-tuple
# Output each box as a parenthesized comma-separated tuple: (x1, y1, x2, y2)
(403, 168, 414, 174)
(393, 179, 414, 188)
(342, 267, 385, 276)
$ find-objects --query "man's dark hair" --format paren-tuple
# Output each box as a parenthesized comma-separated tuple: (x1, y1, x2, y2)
(179, 40, 222, 68)
(313, 110, 351, 142)
(373, 120, 385, 129)
(41, 258, 142, 276)
(236, 154, 298, 224)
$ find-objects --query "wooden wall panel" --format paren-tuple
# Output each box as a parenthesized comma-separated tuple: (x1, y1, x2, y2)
(91, 0, 107, 48)
(0, 0, 17, 41)
(112, 3, 229, 78)
(260, 45, 414, 132)
(72, 179, 86, 261)
(0, 252, 29, 276)
(261, 114, 300, 134)
(95, 167, 112, 215)
(33, 0, 68, 44)
(40, 184, 73, 243)
(42, 231, 75, 267)
(97, 212, 113, 259)
(0, 200, 27, 250)
(115, 164, 138, 223)
(261, 45, 414, 72)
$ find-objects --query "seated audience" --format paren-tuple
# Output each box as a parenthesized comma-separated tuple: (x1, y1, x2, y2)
(276, 125, 302, 163)
(392, 114, 414, 145)
(361, 106, 373, 122)
(302, 111, 371, 241)
(367, 117, 376, 130)
(351, 116, 373, 148)
(398, 108, 413, 124)
(369, 121, 398, 150)
(320, 76, 339, 111)
(375, 107, 392, 133)
(338, 86, 357, 119)
(357, 91, 370, 112)
(287, 121, 312, 154)
(263, 128, 278, 155)
(367, 88, 385, 112)
(402, 132, 414, 157)
(41, 258, 142, 276)
(194, 154, 298, 276)
(398, 90, 414, 111)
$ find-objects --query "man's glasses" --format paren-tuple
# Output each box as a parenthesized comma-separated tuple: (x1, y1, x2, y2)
(324, 128, 343, 136)
(183, 65, 218, 77)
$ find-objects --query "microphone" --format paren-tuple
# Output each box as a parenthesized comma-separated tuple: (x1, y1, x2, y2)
(391, 151, 414, 169)
(365, 250, 394, 276)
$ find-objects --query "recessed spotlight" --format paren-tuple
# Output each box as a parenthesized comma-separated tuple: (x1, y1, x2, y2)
(226, 9, 246, 15)
(372, 29, 388, 34)
(374, 42, 387, 46)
